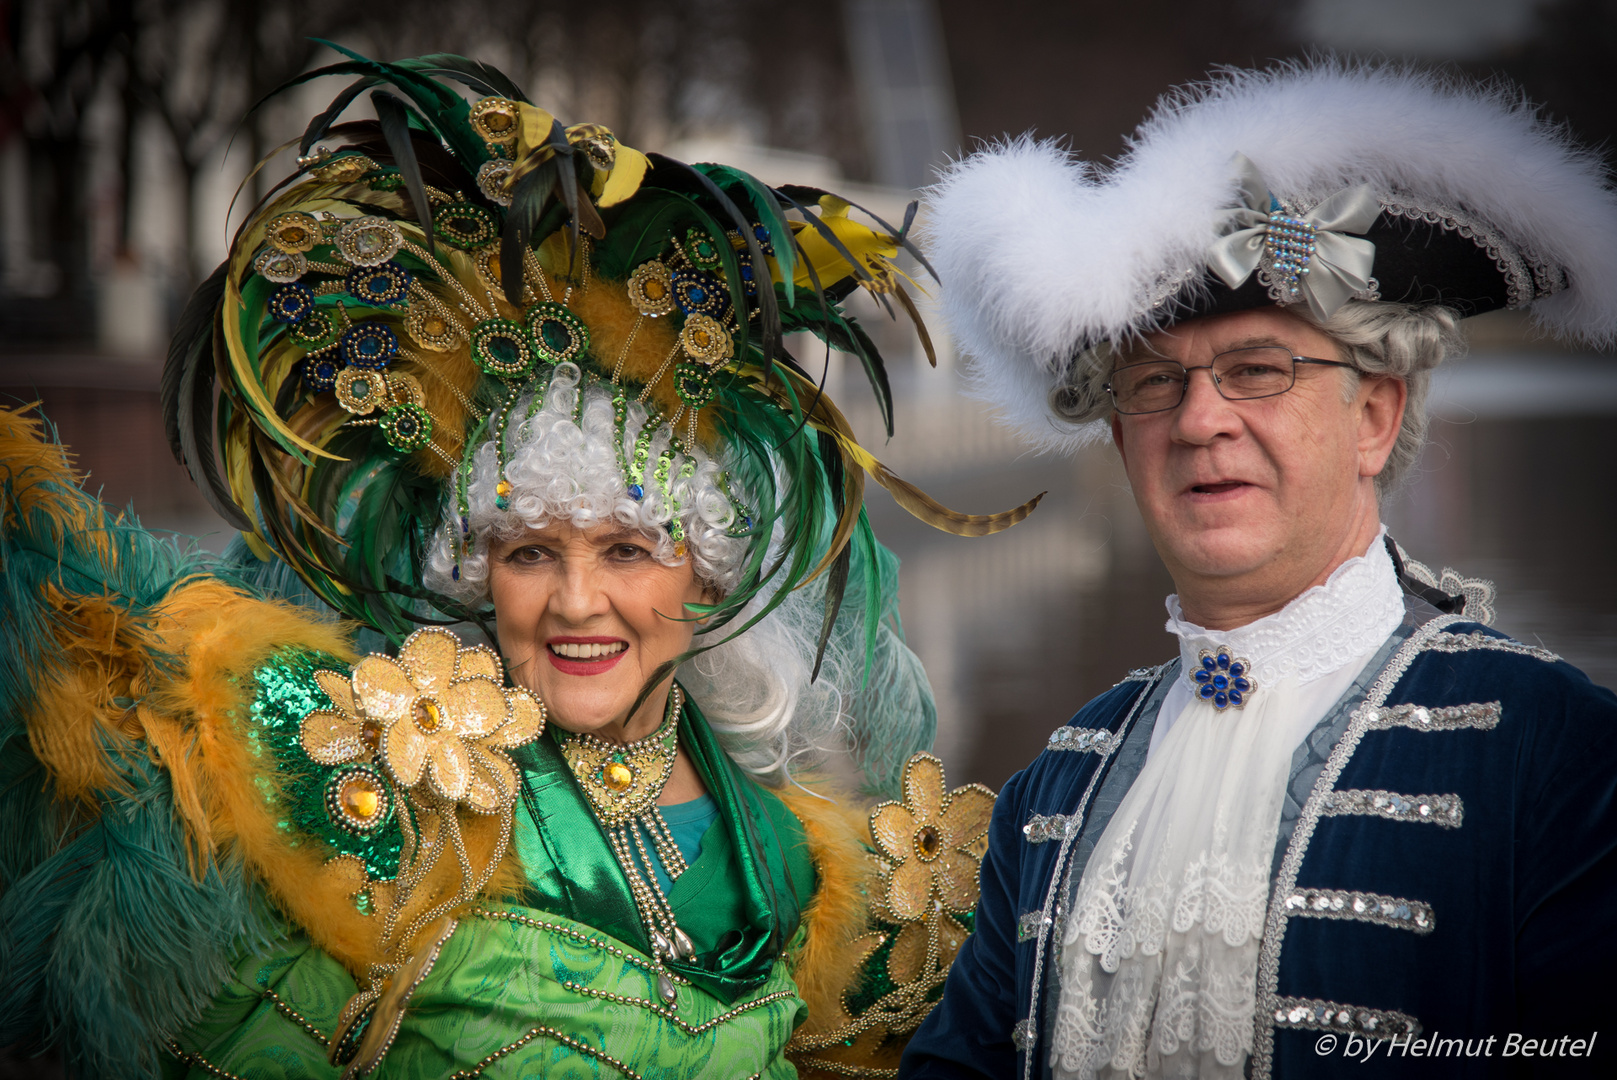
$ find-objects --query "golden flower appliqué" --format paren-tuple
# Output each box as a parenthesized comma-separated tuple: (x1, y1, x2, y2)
(870, 752, 994, 922)
(300, 627, 545, 812)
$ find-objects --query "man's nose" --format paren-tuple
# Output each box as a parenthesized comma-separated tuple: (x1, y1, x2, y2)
(1170, 364, 1240, 440)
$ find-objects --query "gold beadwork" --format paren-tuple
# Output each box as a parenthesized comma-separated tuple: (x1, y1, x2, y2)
(559, 979, 798, 1036)
(476, 159, 514, 206)
(300, 628, 545, 811)
(679, 313, 732, 365)
(786, 753, 992, 1070)
(558, 687, 694, 985)
(311, 154, 377, 184)
(447, 1025, 646, 1080)
(254, 248, 307, 284)
(267, 212, 321, 254)
(413, 697, 445, 734)
(468, 97, 522, 146)
(261, 988, 331, 1048)
(628, 260, 676, 316)
(165, 1040, 253, 1080)
(868, 753, 994, 921)
(337, 215, 404, 267)
(335, 367, 387, 416)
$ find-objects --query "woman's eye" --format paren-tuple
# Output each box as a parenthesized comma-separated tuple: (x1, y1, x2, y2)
(612, 543, 648, 560)
(508, 545, 549, 564)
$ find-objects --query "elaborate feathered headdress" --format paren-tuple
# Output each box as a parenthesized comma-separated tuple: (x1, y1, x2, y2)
(164, 46, 1038, 655)
(925, 61, 1617, 451)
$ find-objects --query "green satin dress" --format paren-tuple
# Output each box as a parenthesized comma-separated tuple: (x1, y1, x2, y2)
(165, 658, 818, 1080)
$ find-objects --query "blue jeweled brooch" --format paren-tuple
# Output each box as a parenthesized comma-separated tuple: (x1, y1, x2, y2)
(1192, 646, 1256, 710)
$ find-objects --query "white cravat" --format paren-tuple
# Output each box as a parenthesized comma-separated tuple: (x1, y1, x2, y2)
(1050, 531, 1404, 1080)
(1151, 529, 1406, 760)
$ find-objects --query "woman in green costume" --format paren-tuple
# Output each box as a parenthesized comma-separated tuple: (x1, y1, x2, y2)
(0, 51, 1037, 1079)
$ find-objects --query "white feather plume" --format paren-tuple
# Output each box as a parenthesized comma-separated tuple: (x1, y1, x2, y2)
(923, 60, 1617, 454)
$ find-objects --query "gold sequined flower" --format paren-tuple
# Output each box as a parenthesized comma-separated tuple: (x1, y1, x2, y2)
(301, 628, 545, 812)
(680, 313, 733, 365)
(266, 211, 321, 254)
(468, 97, 521, 146)
(869, 753, 994, 921)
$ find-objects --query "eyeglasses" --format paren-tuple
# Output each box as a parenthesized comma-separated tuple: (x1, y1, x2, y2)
(1103, 346, 1359, 415)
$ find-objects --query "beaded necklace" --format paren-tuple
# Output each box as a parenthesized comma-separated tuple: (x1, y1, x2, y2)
(557, 685, 694, 1004)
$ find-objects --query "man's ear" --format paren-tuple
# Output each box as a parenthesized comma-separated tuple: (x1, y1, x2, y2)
(1357, 375, 1407, 478)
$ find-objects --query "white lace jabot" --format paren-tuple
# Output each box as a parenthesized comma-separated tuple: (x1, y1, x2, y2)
(1149, 529, 1405, 759)
(1051, 530, 1407, 1080)
(1164, 528, 1404, 688)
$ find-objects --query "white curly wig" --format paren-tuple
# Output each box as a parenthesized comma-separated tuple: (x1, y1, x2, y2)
(424, 362, 749, 602)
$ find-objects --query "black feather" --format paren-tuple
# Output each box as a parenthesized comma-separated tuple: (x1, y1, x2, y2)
(161, 262, 225, 463)
(777, 185, 938, 282)
(502, 158, 559, 307)
(299, 77, 381, 157)
(161, 265, 253, 530)
(372, 90, 434, 255)
(404, 54, 529, 102)
(555, 150, 583, 274)
(811, 541, 852, 682)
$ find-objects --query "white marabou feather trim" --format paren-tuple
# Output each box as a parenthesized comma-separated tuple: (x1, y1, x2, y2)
(923, 61, 1617, 454)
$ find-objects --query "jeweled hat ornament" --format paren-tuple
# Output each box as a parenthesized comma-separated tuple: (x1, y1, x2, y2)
(923, 61, 1617, 451)
(165, 44, 1040, 651)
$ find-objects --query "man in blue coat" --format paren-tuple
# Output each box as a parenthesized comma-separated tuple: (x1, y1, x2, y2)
(905, 63, 1617, 1079)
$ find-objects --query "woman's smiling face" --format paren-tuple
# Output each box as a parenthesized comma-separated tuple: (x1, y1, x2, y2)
(487, 522, 710, 741)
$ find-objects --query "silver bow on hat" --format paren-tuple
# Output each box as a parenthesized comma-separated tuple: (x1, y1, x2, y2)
(1206, 153, 1381, 321)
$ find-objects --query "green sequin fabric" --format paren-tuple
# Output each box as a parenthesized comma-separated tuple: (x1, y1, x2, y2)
(249, 649, 403, 880)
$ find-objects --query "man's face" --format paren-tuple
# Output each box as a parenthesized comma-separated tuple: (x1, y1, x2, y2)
(1109, 307, 1405, 623)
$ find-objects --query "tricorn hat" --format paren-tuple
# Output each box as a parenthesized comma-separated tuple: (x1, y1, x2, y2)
(924, 61, 1617, 450)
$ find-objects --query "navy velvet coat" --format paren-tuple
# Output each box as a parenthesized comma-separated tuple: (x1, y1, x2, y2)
(902, 614, 1617, 1079)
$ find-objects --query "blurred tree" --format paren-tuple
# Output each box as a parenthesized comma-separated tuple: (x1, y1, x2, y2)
(0, 0, 868, 346)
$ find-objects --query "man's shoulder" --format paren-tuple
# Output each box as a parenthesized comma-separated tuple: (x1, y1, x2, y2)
(1389, 617, 1617, 771)
(1400, 617, 1615, 708)
(1000, 658, 1174, 804)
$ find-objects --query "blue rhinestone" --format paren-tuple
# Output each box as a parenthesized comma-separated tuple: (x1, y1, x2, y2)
(460, 515, 470, 532)
(1234, 677, 1250, 692)
(740, 516, 752, 529)
(451, 565, 460, 581)
(1194, 669, 1211, 684)
(1202, 656, 1217, 671)
(1228, 662, 1244, 677)
(1212, 673, 1229, 691)
(628, 484, 644, 500)
(1200, 684, 1216, 699)
(1214, 691, 1229, 708)
(1217, 653, 1231, 669)
(1229, 690, 1243, 705)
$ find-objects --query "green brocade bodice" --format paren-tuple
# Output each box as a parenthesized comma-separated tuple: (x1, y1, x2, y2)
(168, 674, 818, 1079)
(169, 908, 806, 1079)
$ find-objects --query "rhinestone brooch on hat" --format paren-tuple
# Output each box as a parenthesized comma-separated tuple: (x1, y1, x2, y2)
(1191, 646, 1256, 709)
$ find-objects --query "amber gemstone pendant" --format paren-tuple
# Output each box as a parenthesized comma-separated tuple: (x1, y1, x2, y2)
(557, 687, 694, 1004)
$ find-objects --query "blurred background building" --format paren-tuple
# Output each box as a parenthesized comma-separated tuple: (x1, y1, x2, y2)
(3, 0, 1615, 800)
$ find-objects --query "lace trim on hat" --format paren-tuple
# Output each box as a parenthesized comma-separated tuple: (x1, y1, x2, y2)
(1379, 194, 1548, 309)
